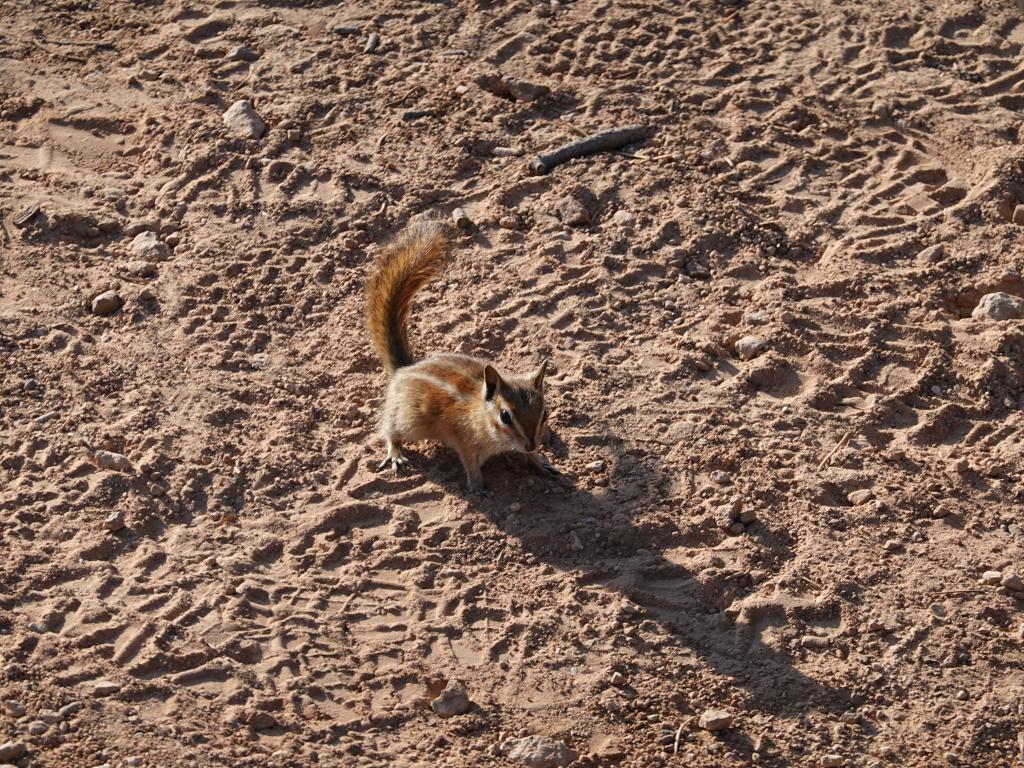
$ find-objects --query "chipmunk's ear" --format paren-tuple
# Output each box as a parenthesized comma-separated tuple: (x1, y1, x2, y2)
(483, 364, 503, 400)
(531, 359, 549, 391)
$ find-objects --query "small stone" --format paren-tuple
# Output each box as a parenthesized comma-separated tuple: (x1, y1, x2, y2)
(738, 509, 757, 525)
(430, 679, 471, 718)
(244, 710, 277, 729)
(364, 32, 380, 54)
(698, 709, 733, 732)
(94, 451, 132, 472)
(39, 709, 62, 724)
(130, 231, 170, 261)
(555, 195, 591, 227)
(1001, 573, 1024, 592)
(609, 671, 626, 686)
(916, 244, 944, 263)
(57, 702, 82, 719)
(821, 755, 844, 768)
(223, 100, 266, 140)
(126, 259, 157, 278)
(931, 504, 951, 519)
(149, 483, 165, 497)
(883, 539, 901, 552)
(27, 721, 47, 735)
(800, 635, 830, 650)
(735, 335, 767, 360)
(714, 503, 739, 530)
(286, 128, 302, 142)
(971, 292, 1024, 321)
(91, 291, 123, 316)
(227, 45, 259, 62)
(610, 210, 635, 227)
(710, 470, 731, 485)
(103, 511, 125, 532)
(491, 146, 523, 157)
(504, 77, 549, 102)
(4, 701, 25, 717)
(0, 743, 26, 762)
(974, 573, 999, 589)
(1013, 205, 1024, 226)
(509, 503, 522, 513)
(848, 489, 874, 505)
(125, 757, 142, 767)
(503, 735, 578, 768)
(728, 521, 745, 535)
(585, 460, 605, 472)
(91, 680, 120, 698)
(138, 68, 159, 81)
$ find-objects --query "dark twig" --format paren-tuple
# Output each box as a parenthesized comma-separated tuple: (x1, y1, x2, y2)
(42, 37, 115, 49)
(528, 125, 655, 175)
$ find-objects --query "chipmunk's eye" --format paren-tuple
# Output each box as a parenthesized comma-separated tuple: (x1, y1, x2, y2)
(500, 410, 513, 426)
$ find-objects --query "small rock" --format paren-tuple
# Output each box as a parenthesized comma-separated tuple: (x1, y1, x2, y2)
(492, 146, 523, 157)
(4, 701, 25, 717)
(27, 721, 47, 736)
(504, 77, 549, 101)
(738, 508, 757, 525)
(244, 710, 277, 729)
(800, 635, 830, 650)
(698, 709, 733, 732)
(1014, 205, 1024, 226)
(735, 335, 767, 360)
(126, 259, 157, 278)
(227, 45, 259, 62)
(585, 459, 605, 472)
(710, 470, 731, 485)
(609, 671, 627, 686)
(981, 570, 1003, 586)
(364, 32, 380, 54)
(848, 489, 874, 505)
(931, 504, 951, 519)
(883, 539, 901, 552)
(38, 709, 62, 724)
(223, 100, 266, 140)
(610, 210, 635, 227)
(57, 702, 82, 719)
(821, 755, 844, 768)
(286, 128, 302, 142)
(103, 511, 125, 532)
(555, 195, 591, 227)
(91, 291, 123, 316)
(971, 292, 1024, 321)
(125, 757, 142, 767)
(91, 680, 120, 698)
(94, 451, 132, 472)
(1001, 573, 1024, 592)
(509, 502, 522, 513)
(503, 735, 578, 768)
(728, 521, 746, 535)
(916, 244, 944, 264)
(714, 503, 739, 530)
(0, 743, 26, 762)
(430, 679, 471, 718)
(149, 483, 165, 497)
(130, 231, 170, 261)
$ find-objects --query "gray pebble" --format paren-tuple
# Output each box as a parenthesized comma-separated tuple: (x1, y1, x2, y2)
(91, 291, 123, 316)
(223, 100, 266, 140)
(0, 742, 26, 762)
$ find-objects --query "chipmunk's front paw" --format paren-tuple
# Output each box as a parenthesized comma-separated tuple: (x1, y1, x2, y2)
(377, 452, 410, 474)
(530, 452, 561, 478)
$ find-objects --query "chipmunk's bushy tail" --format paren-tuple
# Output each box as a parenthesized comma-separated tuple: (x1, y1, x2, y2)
(366, 219, 450, 374)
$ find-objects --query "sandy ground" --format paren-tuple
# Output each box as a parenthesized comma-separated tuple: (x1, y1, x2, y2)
(2, 0, 1024, 766)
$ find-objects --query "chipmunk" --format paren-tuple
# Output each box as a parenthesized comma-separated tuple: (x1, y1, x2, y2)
(365, 218, 558, 492)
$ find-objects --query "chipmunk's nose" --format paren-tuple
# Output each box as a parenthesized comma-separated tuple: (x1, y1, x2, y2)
(525, 438, 536, 452)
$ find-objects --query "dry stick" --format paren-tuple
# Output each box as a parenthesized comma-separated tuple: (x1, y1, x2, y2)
(528, 125, 655, 175)
(816, 430, 853, 472)
(42, 37, 115, 48)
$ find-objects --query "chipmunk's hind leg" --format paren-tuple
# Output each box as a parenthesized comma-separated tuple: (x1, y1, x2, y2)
(377, 438, 411, 473)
